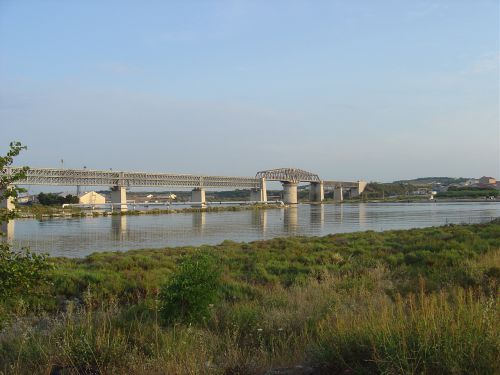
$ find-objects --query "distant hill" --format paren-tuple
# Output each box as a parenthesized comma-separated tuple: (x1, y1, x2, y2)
(393, 177, 471, 185)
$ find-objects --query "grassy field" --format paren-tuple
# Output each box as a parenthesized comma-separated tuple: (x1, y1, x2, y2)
(1, 220, 499, 374)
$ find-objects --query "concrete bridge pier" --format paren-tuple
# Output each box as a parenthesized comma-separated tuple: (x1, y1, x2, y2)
(0, 187, 15, 211)
(282, 182, 298, 204)
(334, 187, 344, 202)
(350, 181, 368, 198)
(250, 178, 267, 202)
(111, 186, 128, 212)
(309, 181, 324, 203)
(191, 188, 206, 208)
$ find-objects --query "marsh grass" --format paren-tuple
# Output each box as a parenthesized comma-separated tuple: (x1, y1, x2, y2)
(1, 221, 499, 374)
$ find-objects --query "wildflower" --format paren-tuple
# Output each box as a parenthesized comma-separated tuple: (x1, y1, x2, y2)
(257, 328, 263, 332)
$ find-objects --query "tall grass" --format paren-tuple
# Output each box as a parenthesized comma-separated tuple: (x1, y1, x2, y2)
(312, 286, 499, 374)
(1, 221, 499, 374)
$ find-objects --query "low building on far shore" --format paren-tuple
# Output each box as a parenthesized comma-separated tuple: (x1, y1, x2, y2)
(79, 191, 106, 205)
(479, 176, 497, 185)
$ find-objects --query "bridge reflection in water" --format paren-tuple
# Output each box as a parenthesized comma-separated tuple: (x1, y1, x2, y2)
(283, 207, 299, 234)
(111, 215, 128, 239)
(193, 212, 206, 234)
(251, 209, 268, 234)
(1, 221, 15, 242)
(310, 205, 325, 230)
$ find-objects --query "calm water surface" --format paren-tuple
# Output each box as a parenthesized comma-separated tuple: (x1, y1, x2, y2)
(4, 202, 500, 257)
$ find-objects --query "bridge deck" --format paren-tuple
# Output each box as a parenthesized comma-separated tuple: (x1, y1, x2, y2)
(5, 167, 260, 189)
(3, 167, 362, 190)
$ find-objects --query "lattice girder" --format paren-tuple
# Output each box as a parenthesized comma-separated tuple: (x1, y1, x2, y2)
(255, 168, 321, 183)
(3, 167, 259, 189)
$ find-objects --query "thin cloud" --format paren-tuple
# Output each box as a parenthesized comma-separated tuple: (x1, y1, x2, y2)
(463, 53, 500, 75)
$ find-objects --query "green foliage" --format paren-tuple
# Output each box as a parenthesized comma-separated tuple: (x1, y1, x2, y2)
(0, 142, 52, 325)
(363, 182, 415, 198)
(0, 221, 499, 373)
(159, 252, 221, 325)
(0, 141, 28, 224)
(437, 189, 498, 198)
(37, 192, 79, 205)
(394, 176, 470, 185)
(0, 244, 52, 318)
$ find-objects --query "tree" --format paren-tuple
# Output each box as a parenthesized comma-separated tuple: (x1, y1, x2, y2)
(37, 192, 79, 205)
(0, 142, 29, 224)
(0, 142, 52, 325)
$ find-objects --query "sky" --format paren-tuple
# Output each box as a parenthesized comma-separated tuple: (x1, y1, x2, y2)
(1, 0, 499, 183)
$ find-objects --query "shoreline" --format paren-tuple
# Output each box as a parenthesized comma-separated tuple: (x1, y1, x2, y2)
(15, 198, 499, 221)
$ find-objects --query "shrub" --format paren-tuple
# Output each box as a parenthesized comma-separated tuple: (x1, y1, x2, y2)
(159, 253, 221, 325)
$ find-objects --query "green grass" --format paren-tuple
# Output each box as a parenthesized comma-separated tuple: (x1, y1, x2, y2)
(1, 220, 499, 374)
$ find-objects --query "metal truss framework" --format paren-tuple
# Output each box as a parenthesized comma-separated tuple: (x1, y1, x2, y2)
(256, 168, 321, 183)
(323, 180, 360, 189)
(3, 167, 363, 191)
(4, 167, 260, 189)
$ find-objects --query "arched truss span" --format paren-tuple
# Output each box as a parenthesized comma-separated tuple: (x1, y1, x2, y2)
(255, 168, 321, 183)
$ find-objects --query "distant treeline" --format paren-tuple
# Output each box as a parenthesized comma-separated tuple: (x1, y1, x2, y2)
(437, 188, 498, 198)
(394, 177, 470, 185)
(37, 193, 79, 206)
(362, 182, 417, 198)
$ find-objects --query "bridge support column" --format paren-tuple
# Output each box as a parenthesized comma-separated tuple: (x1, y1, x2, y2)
(0, 187, 15, 211)
(191, 188, 206, 208)
(351, 181, 367, 197)
(309, 181, 324, 203)
(250, 178, 267, 202)
(111, 186, 128, 212)
(282, 182, 298, 204)
(334, 187, 344, 202)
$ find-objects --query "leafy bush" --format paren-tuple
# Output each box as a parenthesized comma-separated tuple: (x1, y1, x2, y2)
(159, 253, 221, 325)
(0, 142, 53, 325)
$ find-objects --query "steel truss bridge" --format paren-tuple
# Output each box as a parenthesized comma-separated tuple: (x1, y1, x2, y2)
(4, 167, 363, 190)
(4, 167, 259, 189)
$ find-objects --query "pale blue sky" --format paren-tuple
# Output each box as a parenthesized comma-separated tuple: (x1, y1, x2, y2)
(1, 0, 499, 182)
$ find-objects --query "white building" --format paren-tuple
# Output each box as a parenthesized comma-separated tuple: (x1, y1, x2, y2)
(79, 191, 106, 205)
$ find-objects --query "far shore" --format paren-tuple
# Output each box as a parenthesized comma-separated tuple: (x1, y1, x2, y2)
(14, 198, 499, 220)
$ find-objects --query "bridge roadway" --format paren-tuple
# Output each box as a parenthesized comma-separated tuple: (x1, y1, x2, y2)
(1, 167, 366, 210)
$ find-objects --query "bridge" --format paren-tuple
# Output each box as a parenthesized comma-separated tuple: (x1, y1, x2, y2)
(1, 167, 366, 211)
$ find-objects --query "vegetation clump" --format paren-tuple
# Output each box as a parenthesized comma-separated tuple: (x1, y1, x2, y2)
(0, 142, 52, 326)
(159, 252, 221, 325)
(0, 220, 498, 374)
(37, 192, 79, 205)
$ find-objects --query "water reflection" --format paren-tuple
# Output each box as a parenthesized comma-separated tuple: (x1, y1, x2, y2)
(111, 215, 128, 239)
(1, 221, 14, 242)
(310, 205, 324, 230)
(8, 202, 500, 257)
(359, 203, 367, 227)
(193, 212, 206, 233)
(251, 209, 268, 234)
(283, 207, 298, 234)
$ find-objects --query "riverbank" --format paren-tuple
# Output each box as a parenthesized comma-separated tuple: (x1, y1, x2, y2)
(16, 203, 284, 220)
(17, 198, 499, 220)
(1, 220, 499, 374)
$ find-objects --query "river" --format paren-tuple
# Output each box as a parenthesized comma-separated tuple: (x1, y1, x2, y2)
(3, 202, 499, 257)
